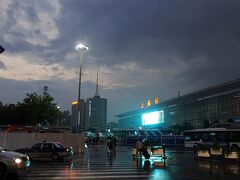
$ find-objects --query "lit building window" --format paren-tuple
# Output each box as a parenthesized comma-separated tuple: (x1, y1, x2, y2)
(88, 101, 91, 116)
(147, 99, 151, 107)
(154, 97, 159, 104)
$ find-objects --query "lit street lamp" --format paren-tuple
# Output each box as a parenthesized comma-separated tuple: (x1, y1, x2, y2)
(57, 106, 61, 127)
(75, 43, 88, 133)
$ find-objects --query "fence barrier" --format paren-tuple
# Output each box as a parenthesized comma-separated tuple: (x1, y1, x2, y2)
(126, 135, 184, 146)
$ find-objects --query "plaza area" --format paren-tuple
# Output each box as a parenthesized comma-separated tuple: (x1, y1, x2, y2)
(20, 145, 240, 180)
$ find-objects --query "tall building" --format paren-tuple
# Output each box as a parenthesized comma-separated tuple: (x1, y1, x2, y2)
(43, 86, 49, 96)
(71, 99, 86, 131)
(116, 79, 240, 129)
(86, 73, 107, 129)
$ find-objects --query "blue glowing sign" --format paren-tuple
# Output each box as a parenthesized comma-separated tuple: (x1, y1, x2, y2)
(142, 110, 164, 125)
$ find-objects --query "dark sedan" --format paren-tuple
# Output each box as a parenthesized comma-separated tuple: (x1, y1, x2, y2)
(15, 142, 73, 161)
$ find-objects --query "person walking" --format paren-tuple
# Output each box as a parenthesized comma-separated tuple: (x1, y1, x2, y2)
(135, 140, 143, 158)
(107, 138, 114, 153)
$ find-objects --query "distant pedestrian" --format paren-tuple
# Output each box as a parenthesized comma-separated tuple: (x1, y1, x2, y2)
(113, 137, 117, 149)
(141, 147, 150, 159)
(135, 140, 143, 158)
(107, 139, 114, 153)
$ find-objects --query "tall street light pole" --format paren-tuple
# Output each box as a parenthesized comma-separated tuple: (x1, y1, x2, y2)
(75, 43, 88, 133)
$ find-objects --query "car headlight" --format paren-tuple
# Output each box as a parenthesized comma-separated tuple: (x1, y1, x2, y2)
(15, 158, 22, 164)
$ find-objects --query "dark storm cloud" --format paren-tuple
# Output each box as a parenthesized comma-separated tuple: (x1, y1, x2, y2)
(56, 1, 240, 58)
(1, 0, 240, 119)
(3, 0, 240, 74)
(45, 0, 240, 121)
(49, 0, 240, 89)
(0, 77, 79, 110)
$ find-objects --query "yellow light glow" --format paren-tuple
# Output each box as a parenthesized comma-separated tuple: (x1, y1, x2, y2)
(71, 101, 78, 105)
(155, 97, 159, 104)
(147, 99, 151, 107)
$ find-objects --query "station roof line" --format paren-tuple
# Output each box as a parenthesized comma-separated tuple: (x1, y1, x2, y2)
(115, 78, 240, 117)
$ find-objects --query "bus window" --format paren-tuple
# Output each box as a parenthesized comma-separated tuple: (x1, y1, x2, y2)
(185, 136, 191, 141)
(184, 132, 197, 141)
(209, 132, 224, 142)
(194, 133, 201, 141)
(184, 134, 192, 141)
(183, 129, 240, 148)
(228, 131, 240, 142)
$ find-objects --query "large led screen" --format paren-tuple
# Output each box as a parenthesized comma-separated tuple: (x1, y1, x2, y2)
(142, 110, 164, 125)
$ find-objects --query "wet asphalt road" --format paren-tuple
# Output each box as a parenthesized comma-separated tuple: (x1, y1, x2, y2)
(17, 145, 240, 180)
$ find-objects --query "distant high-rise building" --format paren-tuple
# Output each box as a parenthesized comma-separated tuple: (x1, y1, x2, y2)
(43, 86, 49, 96)
(86, 72, 107, 129)
(71, 99, 86, 131)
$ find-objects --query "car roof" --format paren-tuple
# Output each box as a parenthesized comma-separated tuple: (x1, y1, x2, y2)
(34, 142, 61, 145)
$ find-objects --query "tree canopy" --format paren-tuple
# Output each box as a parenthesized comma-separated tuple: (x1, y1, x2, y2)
(0, 93, 61, 126)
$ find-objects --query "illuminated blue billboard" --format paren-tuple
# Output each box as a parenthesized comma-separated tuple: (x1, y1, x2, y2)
(142, 110, 164, 125)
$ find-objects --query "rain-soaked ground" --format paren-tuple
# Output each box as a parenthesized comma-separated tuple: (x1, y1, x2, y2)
(17, 145, 240, 180)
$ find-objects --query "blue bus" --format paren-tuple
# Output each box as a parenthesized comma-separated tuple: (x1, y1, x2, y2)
(183, 128, 240, 150)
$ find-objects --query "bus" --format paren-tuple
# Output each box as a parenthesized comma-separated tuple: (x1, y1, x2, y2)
(183, 128, 240, 150)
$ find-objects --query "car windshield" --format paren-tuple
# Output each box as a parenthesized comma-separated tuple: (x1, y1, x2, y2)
(55, 143, 65, 148)
(31, 143, 41, 150)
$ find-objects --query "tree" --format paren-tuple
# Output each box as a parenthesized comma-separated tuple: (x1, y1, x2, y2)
(17, 93, 61, 126)
(0, 103, 17, 125)
(60, 110, 71, 127)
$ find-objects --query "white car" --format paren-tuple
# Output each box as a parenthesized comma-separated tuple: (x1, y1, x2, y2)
(0, 145, 30, 178)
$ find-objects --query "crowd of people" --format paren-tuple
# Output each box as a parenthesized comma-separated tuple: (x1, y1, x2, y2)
(85, 134, 118, 151)
(84, 133, 154, 160)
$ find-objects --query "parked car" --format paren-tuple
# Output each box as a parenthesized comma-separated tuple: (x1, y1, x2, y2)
(15, 142, 73, 161)
(0, 145, 30, 178)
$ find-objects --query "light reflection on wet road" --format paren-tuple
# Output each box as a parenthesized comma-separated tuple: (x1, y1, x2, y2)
(19, 145, 240, 180)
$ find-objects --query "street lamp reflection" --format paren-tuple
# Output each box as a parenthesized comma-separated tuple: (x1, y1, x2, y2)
(65, 162, 76, 177)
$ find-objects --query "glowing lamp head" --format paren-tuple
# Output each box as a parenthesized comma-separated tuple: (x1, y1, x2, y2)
(75, 44, 89, 51)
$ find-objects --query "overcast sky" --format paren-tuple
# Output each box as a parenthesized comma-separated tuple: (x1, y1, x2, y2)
(1, 0, 240, 122)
